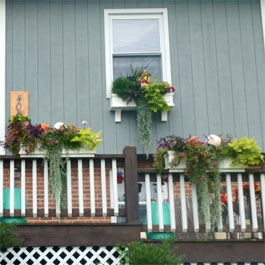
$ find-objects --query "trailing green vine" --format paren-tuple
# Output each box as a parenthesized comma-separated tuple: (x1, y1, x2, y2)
(136, 98, 153, 157)
(45, 146, 67, 208)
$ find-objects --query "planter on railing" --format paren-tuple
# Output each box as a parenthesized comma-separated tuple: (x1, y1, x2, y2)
(165, 151, 245, 172)
(19, 145, 96, 158)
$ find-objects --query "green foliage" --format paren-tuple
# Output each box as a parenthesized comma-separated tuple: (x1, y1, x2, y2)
(71, 128, 103, 151)
(45, 145, 67, 208)
(112, 77, 141, 102)
(117, 238, 184, 265)
(153, 148, 168, 174)
(137, 98, 153, 156)
(0, 223, 23, 252)
(141, 82, 172, 112)
(228, 137, 264, 167)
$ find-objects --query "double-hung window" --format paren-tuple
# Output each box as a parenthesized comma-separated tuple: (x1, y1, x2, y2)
(104, 9, 172, 98)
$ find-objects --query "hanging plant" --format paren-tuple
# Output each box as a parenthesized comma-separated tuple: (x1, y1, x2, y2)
(136, 98, 153, 156)
(153, 134, 264, 230)
(112, 67, 174, 155)
(1, 114, 103, 211)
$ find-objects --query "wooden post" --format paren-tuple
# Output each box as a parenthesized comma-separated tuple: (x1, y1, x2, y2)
(123, 146, 140, 224)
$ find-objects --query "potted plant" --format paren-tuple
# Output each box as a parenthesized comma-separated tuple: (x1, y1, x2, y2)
(153, 134, 264, 230)
(1, 114, 103, 210)
(111, 66, 175, 156)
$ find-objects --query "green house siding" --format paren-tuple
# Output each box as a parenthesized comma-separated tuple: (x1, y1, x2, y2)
(5, 0, 265, 154)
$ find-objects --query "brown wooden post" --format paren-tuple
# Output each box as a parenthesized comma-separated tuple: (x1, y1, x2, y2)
(123, 146, 140, 224)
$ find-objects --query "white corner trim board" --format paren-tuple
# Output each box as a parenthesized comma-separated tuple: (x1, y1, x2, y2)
(0, 0, 6, 155)
(261, 0, 265, 52)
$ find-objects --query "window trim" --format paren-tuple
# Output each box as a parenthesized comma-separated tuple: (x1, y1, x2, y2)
(104, 8, 172, 98)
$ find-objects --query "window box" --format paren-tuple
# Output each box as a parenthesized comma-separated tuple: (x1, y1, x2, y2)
(110, 92, 174, 122)
(19, 145, 95, 158)
(165, 151, 245, 173)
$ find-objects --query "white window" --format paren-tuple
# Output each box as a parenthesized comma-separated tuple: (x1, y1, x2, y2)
(104, 9, 172, 98)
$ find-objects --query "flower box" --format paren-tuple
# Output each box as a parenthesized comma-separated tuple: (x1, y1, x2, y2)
(165, 152, 245, 173)
(165, 151, 186, 172)
(19, 145, 96, 158)
(218, 158, 245, 172)
(110, 93, 174, 122)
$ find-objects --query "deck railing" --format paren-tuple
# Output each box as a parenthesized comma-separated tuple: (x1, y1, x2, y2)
(0, 146, 264, 236)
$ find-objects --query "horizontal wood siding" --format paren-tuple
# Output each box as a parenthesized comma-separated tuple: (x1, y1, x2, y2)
(5, 0, 265, 154)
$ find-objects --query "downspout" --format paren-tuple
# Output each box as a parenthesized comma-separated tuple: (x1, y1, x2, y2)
(0, 0, 6, 155)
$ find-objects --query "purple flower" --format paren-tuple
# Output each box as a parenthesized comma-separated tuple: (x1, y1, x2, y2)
(50, 139, 54, 144)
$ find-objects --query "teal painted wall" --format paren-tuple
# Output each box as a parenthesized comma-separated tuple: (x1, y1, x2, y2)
(5, 0, 265, 154)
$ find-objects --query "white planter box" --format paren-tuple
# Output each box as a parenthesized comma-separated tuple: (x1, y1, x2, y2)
(218, 158, 245, 172)
(110, 93, 174, 122)
(165, 152, 245, 173)
(165, 151, 186, 172)
(19, 145, 95, 158)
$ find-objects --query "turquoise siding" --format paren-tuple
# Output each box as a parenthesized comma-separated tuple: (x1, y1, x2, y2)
(5, 0, 265, 154)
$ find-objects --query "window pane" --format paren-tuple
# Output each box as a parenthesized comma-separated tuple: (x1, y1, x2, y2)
(113, 55, 162, 82)
(113, 19, 160, 53)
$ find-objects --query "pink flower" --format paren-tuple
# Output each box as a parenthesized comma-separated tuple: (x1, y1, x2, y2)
(179, 153, 184, 157)
(201, 176, 206, 181)
(50, 139, 54, 143)
(74, 130, 78, 134)
(204, 152, 208, 156)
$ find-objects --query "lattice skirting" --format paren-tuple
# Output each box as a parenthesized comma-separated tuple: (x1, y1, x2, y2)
(0, 246, 123, 265)
(1, 248, 265, 265)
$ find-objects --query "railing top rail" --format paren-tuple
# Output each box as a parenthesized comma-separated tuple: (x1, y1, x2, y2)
(0, 154, 124, 160)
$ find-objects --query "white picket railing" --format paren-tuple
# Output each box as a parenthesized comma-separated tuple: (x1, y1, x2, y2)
(0, 156, 264, 235)
(0, 157, 121, 218)
(142, 172, 265, 234)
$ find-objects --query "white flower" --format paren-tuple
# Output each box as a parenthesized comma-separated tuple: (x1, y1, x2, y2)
(82, 120, 88, 126)
(54, 122, 64, 130)
(207, 134, 221, 147)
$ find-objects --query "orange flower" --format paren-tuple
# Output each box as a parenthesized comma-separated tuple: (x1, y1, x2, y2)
(41, 123, 49, 130)
(188, 136, 200, 145)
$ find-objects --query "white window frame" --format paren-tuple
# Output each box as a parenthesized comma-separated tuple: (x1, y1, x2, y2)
(0, 0, 6, 155)
(104, 8, 172, 98)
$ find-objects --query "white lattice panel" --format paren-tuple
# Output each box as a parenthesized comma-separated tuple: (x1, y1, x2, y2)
(0, 246, 123, 265)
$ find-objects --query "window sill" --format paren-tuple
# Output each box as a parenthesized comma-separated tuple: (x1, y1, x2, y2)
(110, 92, 174, 122)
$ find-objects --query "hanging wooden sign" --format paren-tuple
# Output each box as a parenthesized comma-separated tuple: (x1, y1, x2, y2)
(10, 91, 29, 117)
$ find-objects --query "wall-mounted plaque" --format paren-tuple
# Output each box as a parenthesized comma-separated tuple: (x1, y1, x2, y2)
(10, 91, 29, 117)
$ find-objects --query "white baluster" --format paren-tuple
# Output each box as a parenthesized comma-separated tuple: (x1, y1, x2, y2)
(249, 174, 258, 232)
(157, 174, 164, 232)
(67, 159, 72, 217)
(21, 160, 26, 216)
(0, 160, 3, 217)
(78, 159, 84, 217)
(145, 174, 152, 232)
(112, 159, 119, 216)
(44, 160, 49, 217)
(101, 159, 107, 217)
(191, 183, 199, 232)
(10, 160, 15, 217)
(168, 174, 176, 232)
(89, 159, 95, 217)
(226, 173, 235, 232)
(32, 160, 37, 217)
(260, 174, 265, 231)
(237, 173, 246, 232)
(180, 174, 188, 232)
